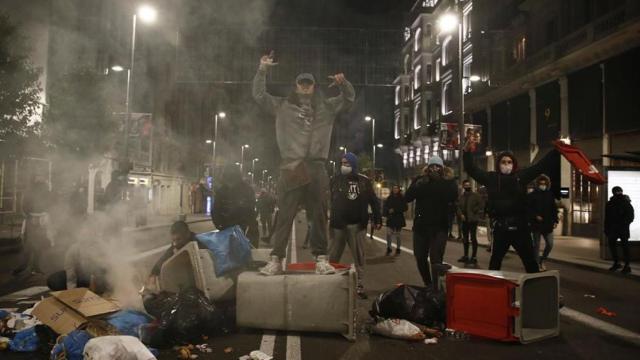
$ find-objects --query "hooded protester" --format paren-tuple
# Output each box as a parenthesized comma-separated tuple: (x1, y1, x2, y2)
(212, 164, 259, 247)
(383, 184, 408, 256)
(527, 174, 558, 270)
(605, 186, 635, 274)
(464, 140, 559, 273)
(329, 153, 382, 298)
(405, 156, 458, 288)
(253, 51, 355, 275)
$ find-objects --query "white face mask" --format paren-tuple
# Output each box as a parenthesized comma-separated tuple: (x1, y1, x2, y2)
(341, 165, 352, 175)
(539, 185, 548, 191)
(499, 163, 513, 175)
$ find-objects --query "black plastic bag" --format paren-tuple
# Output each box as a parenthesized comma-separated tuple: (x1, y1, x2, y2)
(370, 285, 446, 327)
(143, 291, 178, 319)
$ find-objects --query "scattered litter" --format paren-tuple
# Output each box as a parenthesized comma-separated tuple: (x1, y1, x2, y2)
(370, 285, 446, 327)
(16, 300, 39, 305)
(0, 286, 49, 302)
(0, 308, 19, 313)
(596, 307, 617, 317)
(445, 329, 470, 341)
(50, 329, 91, 360)
(224, 346, 234, 353)
(249, 350, 274, 360)
(371, 318, 426, 341)
(584, 294, 596, 298)
(424, 338, 438, 345)
(83, 335, 156, 359)
(8, 327, 39, 352)
(0, 336, 9, 350)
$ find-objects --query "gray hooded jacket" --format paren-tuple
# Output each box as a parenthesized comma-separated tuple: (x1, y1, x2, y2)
(253, 68, 355, 169)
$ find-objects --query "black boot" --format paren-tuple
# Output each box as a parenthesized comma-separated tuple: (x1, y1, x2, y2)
(395, 248, 401, 256)
(468, 257, 477, 265)
(609, 263, 621, 271)
(386, 247, 392, 256)
(621, 264, 631, 274)
(457, 256, 469, 263)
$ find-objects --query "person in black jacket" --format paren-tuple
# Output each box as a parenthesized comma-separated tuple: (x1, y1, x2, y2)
(605, 186, 635, 274)
(212, 164, 259, 247)
(148, 221, 208, 283)
(329, 153, 382, 298)
(256, 188, 276, 239)
(464, 139, 559, 273)
(383, 185, 407, 256)
(405, 156, 458, 288)
(527, 174, 558, 271)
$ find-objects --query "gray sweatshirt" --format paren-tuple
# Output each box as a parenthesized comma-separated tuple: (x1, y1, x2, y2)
(253, 68, 355, 169)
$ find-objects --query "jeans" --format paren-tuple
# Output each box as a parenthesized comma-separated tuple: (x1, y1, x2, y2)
(532, 231, 554, 263)
(271, 163, 329, 259)
(413, 227, 448, 287)
(330, 224, 366, 290)
(461, 221, 478, 258)
(490, 225, 539, 273)
(386, 227, 402, 249)
(608, 236, 630, 265)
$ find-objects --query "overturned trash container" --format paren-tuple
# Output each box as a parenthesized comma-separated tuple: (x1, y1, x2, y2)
(236, 265, 357, 341)
(159, 242, 236, 301)
(446, 269, 560, 344)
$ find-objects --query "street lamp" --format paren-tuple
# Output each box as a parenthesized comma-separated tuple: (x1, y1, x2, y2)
(211, 111, 226, 179)
(251, 158, 259, 185)
(438, 9, 464, 178)
(365, 115, 376, 174)
(339, 146, 347, 155)
(240, 144, 250, 172)
(122, 4, 157, 169)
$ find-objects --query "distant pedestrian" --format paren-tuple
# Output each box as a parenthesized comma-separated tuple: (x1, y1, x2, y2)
(464, 138, 559, 273)
(256, 188, 276, 239)
(527, 174, 558, 271)
(405, 156, 458, 288)
(329, 153, 382, 299)
(605, 186, 634, 274)
(383, 185, 407, 256)
(457, 179, 485, 265)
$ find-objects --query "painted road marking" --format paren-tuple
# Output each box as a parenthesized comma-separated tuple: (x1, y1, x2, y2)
(286, 220, 302, 360)
(259, 331, 277, 356)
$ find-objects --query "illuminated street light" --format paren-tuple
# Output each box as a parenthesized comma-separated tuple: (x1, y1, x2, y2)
(438, 13, 459, 33)
(111, 65, 124, 72)
(137, 4, 157, 23)
(218, 112, 226, 118)
(469, 75, 481, 82)
(376, 143, 384, 148)
(205, 139, 212, 144)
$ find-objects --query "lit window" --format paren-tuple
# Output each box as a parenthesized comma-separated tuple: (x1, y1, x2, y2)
(394, 113, 400, 139)
(442, 79, 453, 115)
(463, 56, 472, 94)
(513, 36, 526, 62)
(414, 28, 422, 52)
(404, 27, 411, 42)
(463, 4, 472, 41)
(435, 58, 441, 81)
(442, 36, 451, 66)
(426, 64, 432, 84)
(414, 65, 422, 90)
(404, 54, 411, 74)
(416, 147, 422, 165)
(414, 100, 422, 130)
(395, 86, 400, 105)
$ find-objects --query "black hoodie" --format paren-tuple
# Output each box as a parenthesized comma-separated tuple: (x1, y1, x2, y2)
(463, 149, 559, 220)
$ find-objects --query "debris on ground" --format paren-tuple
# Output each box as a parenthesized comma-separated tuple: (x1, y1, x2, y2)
(195, 343, 212, 353)
(596, 307, 617, 317)
(370, 285, 446, 328)
(424, 337, 438, 345)
(238, 350, 273, 360)
(82, 335, 156, 359)
(224, 346, 234, 353)
(371, 318, 426, 341)
(584, 294, 596, 298)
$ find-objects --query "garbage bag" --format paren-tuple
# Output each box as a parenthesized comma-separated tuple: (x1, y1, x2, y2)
(50, 329, 91, 360)
(8, 327, 39, 352)
(196, 226, 252, 276)
(159, 287, 218, 343)
(106, 310, 153, 337)
(142, 291, 178, 319)
(82, 335, 156, 360)
(370, 285, 446, 327)
(371, 318, 426, 341)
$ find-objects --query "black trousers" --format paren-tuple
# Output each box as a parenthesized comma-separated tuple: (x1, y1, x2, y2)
(413, 227, 448, 287)
(461, 221, 478, 258)
(259, 212, 273, 238)
(608, 235, 630, 265)
(490, 225, 539, 273)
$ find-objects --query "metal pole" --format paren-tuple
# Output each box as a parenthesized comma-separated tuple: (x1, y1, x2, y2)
(251, 160, 256, 185)
(124, 14, 137, 170)
(457, 3, 465, 180)
(372, 118, 376, 177)
(240, 147, 245, 173)
(212, 114, 218, 179)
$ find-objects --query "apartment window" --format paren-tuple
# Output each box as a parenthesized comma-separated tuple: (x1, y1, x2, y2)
(395, 86, 400, 105)
(426, 24, 432, 38)
(442, 79, 453, 115)
(572, 169, 600, 224)
(403, 114, 410, 135)
(404, 54, 411, 74)
(404, 27, 411, 42)
(394, 112, 400, 139)
(463, 4, 473, 41)
(463, 57, 472, 93)
(513, 37, 526, 63)
(416, 147, 422, 165)
(442, 36, 451, 66)
(426, 64, 432, 84)
(414, 28, 422, 52)
(414, 99, 422, 130)
(426, 99, 432, 123)
(435, 58, 441, 81)
(546, 18, 558, 44)
(414, 65, 422, 90)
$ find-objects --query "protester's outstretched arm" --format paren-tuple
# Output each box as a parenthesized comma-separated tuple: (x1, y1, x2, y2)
(463, 148, 489, 185)
(519, 148, 560, 184)
(252, 51, 282, 114)
(326, 73, 355, 113)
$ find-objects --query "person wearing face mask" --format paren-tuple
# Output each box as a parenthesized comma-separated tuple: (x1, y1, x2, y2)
(456, 179, 485, 265)
(253, 51, 355, 275)
(329, 153, 382, 299)
(605, 186, 635, 274)
(405, 156, 458, 288)
(527, 174, 558, 271)
(463, 139, 559, 273)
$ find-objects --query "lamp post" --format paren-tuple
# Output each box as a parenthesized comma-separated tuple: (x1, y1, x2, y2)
(119, 4, 157, 169)
(240, 144, 250, 173)
(365, 116, 376, 174)
(262, 169, 268, 185)
(211, 111, 226, 179)
(438, 9, 464, 178)
(251, 158, 259, 185)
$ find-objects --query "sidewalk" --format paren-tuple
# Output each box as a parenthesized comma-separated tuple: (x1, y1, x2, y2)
(401, 219, 640, 278)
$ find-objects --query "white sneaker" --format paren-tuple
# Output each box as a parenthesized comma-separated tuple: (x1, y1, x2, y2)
(315, 255, 336, 275)
(260, 256, 283, 276)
